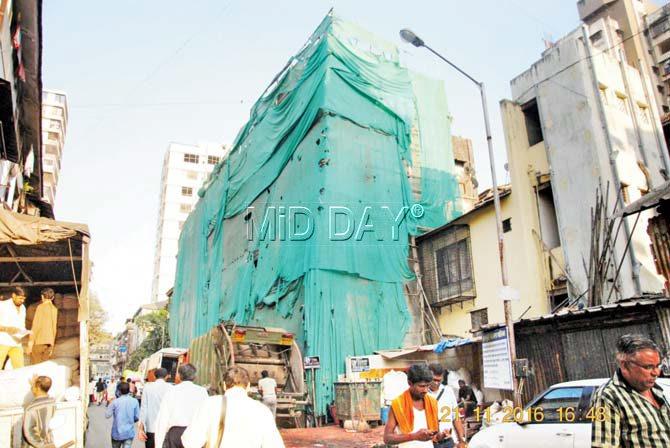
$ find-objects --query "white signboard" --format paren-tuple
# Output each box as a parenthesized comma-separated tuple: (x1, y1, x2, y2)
(304, 356, 321, 369)
(482, 327, 514, 390)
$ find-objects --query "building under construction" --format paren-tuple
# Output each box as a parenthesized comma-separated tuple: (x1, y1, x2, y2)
(168, 13, 463, 414)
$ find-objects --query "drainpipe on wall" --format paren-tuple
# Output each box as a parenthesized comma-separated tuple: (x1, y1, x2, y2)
(618, 50, 652, 185)
(637, 58, 670, 174)
(582, 25, 642, 297)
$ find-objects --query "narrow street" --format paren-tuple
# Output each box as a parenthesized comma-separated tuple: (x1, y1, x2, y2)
(86, 404, 142, 448)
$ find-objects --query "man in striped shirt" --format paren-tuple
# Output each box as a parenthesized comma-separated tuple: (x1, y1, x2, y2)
(591, 334, 670, 447)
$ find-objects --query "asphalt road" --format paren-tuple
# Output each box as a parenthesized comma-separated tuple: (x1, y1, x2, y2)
(86, 403, 143, 448)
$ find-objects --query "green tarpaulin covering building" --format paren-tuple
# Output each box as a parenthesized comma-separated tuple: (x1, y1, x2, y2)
(169, 12, 462, 414)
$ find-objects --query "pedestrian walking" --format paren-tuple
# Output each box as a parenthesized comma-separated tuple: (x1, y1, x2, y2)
(181, 366, 285, 448)
(88, 379, 96, 404)
(26, 288, 58, 364)
(384, 364, 448, 447)
(0, 286, 29, 370)
(427, 364, 466, 448)
(106, 377, 118, 406)
(135, 380, 143, 406)
(22, 375, 57, 447)
(139, 368, 171, 448)
(116, 377, 126, 399)
(95, 378, 106, 406)
(127, 377, 136, 397)
(105, 381, 140, 448)
(258, 370, 278, 419)
(591, 334, 670, 447)
(154, 364, 208, 448)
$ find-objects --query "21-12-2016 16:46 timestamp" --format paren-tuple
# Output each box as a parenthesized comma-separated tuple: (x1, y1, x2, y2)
(472, 406, 610, 424)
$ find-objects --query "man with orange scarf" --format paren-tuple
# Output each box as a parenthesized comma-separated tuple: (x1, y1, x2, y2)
(384, 364, 452, 447)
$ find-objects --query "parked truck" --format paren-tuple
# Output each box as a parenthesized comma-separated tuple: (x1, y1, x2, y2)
(0, 209, 91, 448)
(138, 347, 188, 382)
(187, 322, 308, 425)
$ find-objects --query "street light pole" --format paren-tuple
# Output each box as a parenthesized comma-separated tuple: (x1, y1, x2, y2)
(400, 29, 520, 406)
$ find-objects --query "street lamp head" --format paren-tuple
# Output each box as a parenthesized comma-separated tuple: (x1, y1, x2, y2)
(399, 29, 424, 47)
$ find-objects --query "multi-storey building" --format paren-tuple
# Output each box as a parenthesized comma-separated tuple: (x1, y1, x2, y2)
(502, 18, 668, 303)
(418, 17, 670, 338)
(41, 89, 68, 208)
(89, 343, 112, 379)
(577, 0, 670, 140)
(151, 142, 229, 303)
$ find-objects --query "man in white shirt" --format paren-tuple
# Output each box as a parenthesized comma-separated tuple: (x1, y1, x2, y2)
(106, 378, 117, 406)
(428, 363, 466, 448)
(0, 287, 29, 369)
(181, 365, 285, 448)
(139, 368, 172, 448)
(155, 363, 208, 448)
(258, 370, 278, 418)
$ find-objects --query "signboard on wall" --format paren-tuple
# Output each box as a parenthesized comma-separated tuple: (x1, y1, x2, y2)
(304, 356, 321, 369)
(482, 327, 514, 390)
(350, 357, 371, 373)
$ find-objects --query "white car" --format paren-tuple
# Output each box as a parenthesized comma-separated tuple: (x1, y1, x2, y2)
(469, 378, 670, 448)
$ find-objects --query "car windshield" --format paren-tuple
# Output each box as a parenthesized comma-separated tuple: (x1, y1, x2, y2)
(529, 387, 583, 423)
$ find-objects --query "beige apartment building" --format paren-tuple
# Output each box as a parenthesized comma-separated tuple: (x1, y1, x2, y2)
(578, 0, 670, 134)
(418, 17, 669, 338)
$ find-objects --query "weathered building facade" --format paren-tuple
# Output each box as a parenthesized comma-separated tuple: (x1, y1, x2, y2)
(502, 18, 669, 304)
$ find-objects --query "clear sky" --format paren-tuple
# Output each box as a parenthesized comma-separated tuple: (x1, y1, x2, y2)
(42, 1, 580, 333)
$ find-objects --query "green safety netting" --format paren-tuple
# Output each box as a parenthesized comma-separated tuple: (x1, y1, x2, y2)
(169, 13, 462, 415)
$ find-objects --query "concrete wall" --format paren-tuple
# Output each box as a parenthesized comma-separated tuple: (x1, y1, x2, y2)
(506, 22, 666, 301)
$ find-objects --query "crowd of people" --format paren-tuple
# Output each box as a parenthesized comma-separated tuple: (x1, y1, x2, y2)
(89, 376, 144, 407)
(97, 363, 283, 448)
(14, 329, 667, 447)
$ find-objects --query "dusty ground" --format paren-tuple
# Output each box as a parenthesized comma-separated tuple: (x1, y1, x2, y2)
(281, 425, 386, 448)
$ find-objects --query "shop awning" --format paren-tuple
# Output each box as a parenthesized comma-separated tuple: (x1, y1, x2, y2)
(375, 345, 437, 359)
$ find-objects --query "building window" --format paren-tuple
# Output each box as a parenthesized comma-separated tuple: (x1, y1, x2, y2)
(47, 131, 60, 141)
(180, 203, 191, 214)
(208, 155, 220, 165)
(503, 218, 512, 233)
(470, 308, 488, 331)
(651, 19, 670, 38)
(183, 153, 199, 164)
(659, 38, 670, 55)
(181, 186, 193, 196)
(434, 225, 475, 301)
(186, 170, 198, 180)
(590, 30, 603, 45)
(522, 100, 544, 146)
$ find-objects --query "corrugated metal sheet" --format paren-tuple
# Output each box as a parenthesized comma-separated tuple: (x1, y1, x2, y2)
(515, 298, 668, 402)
